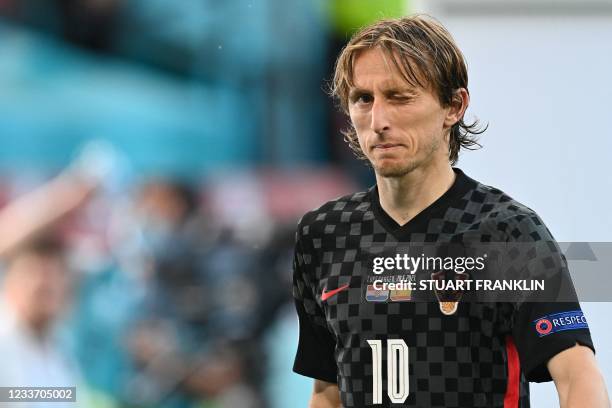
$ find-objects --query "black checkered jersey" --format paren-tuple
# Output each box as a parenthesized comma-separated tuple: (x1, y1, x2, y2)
(292, 168, 594, 408)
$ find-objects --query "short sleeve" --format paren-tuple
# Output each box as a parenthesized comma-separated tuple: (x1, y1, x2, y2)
(511, 301, 594, 382)
(292, 219, 338, 383)
(505, 213, 595, 382)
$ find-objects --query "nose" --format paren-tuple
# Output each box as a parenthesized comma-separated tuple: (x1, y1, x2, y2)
(370, 99, 390, 134)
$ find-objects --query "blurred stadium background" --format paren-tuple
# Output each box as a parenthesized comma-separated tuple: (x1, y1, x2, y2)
(0, 0, 610, 407)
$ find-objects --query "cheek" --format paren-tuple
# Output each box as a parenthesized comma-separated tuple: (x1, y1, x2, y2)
(349, 110, 371, 147)
(401, 107, 444, 137)
(349, 107, 370, 131)
(423, 105, 448, 131)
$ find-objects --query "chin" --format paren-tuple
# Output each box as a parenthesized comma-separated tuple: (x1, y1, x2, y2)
(373, 160, 419, 178)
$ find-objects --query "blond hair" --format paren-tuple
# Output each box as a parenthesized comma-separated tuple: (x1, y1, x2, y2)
(331, 14, 484, 164)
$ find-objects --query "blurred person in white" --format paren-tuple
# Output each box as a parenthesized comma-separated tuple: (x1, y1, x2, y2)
(0, 144, 106, 407)
(0, 234, 90, 408)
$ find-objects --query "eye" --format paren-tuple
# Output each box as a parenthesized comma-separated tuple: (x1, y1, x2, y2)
(351, 93, 373, 105)
(389, 93, 414, 103)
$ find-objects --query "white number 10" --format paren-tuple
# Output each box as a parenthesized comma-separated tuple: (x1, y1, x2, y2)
(367, 339, 409, 404)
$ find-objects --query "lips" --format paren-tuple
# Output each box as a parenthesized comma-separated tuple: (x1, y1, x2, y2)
(373, 143, 403, 150)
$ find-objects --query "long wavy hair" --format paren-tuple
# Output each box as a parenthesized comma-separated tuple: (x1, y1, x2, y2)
(331, 15, 485, 165)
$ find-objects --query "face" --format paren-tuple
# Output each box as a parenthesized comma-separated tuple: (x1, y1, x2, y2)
(138, 183, 189, 228)
(348, 47, 458, 178)
(4, 253, 71, 332)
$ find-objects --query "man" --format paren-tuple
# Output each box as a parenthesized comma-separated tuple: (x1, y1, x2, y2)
(292, 15, 609, 407)
(0, 235, 86, 407)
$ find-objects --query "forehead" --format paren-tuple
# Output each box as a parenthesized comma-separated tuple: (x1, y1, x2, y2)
(350, 47, 425, 91)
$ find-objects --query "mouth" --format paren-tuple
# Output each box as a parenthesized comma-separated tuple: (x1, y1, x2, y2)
(372, 143, 403, 151)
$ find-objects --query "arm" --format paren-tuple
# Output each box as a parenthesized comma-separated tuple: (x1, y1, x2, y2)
(0, 172, 96, 257)
(0, 141, 117, 257)
(310, 380, 341, 408)
(548, 344, 610, 408)
(293, 216, 340, 405)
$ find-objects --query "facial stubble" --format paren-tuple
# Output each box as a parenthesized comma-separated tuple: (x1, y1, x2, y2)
(369, 134, 442, 178)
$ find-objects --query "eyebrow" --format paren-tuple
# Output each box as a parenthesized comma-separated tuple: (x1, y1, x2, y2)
(348, 85, 419, 98)
(348, 88, 369, 98)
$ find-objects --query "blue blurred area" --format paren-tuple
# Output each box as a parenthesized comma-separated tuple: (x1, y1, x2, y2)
(61, 265, 144, 400)
(0, 0, 329, 177)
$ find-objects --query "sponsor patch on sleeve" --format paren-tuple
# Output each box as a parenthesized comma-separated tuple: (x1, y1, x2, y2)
(533, 310, 589, 337)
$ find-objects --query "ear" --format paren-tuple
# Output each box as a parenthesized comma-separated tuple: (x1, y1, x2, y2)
(443, 88, 469, 129)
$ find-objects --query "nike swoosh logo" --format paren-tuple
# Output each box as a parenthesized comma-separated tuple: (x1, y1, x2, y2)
(321, 284, 350, 301)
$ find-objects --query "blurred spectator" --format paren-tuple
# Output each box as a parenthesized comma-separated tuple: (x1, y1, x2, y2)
(126, 180, 261, 408)
(105, 179, 265, 407)
(0, 234, 90, 407)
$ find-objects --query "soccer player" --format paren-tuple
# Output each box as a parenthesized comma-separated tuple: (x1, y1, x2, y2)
(292, 15, 610, 408)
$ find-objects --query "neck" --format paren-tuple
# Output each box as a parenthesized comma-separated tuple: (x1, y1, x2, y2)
(376, 162, 455, 226)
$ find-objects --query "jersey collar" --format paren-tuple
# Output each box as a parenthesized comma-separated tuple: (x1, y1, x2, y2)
(369, 167, 477, 240)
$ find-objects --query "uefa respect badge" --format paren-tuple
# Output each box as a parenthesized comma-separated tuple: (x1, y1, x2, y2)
(533, 310, 589, 337)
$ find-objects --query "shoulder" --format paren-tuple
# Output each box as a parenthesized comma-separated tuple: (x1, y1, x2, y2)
(465, 182, 555, 242)
(295, 189, 372, 241)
